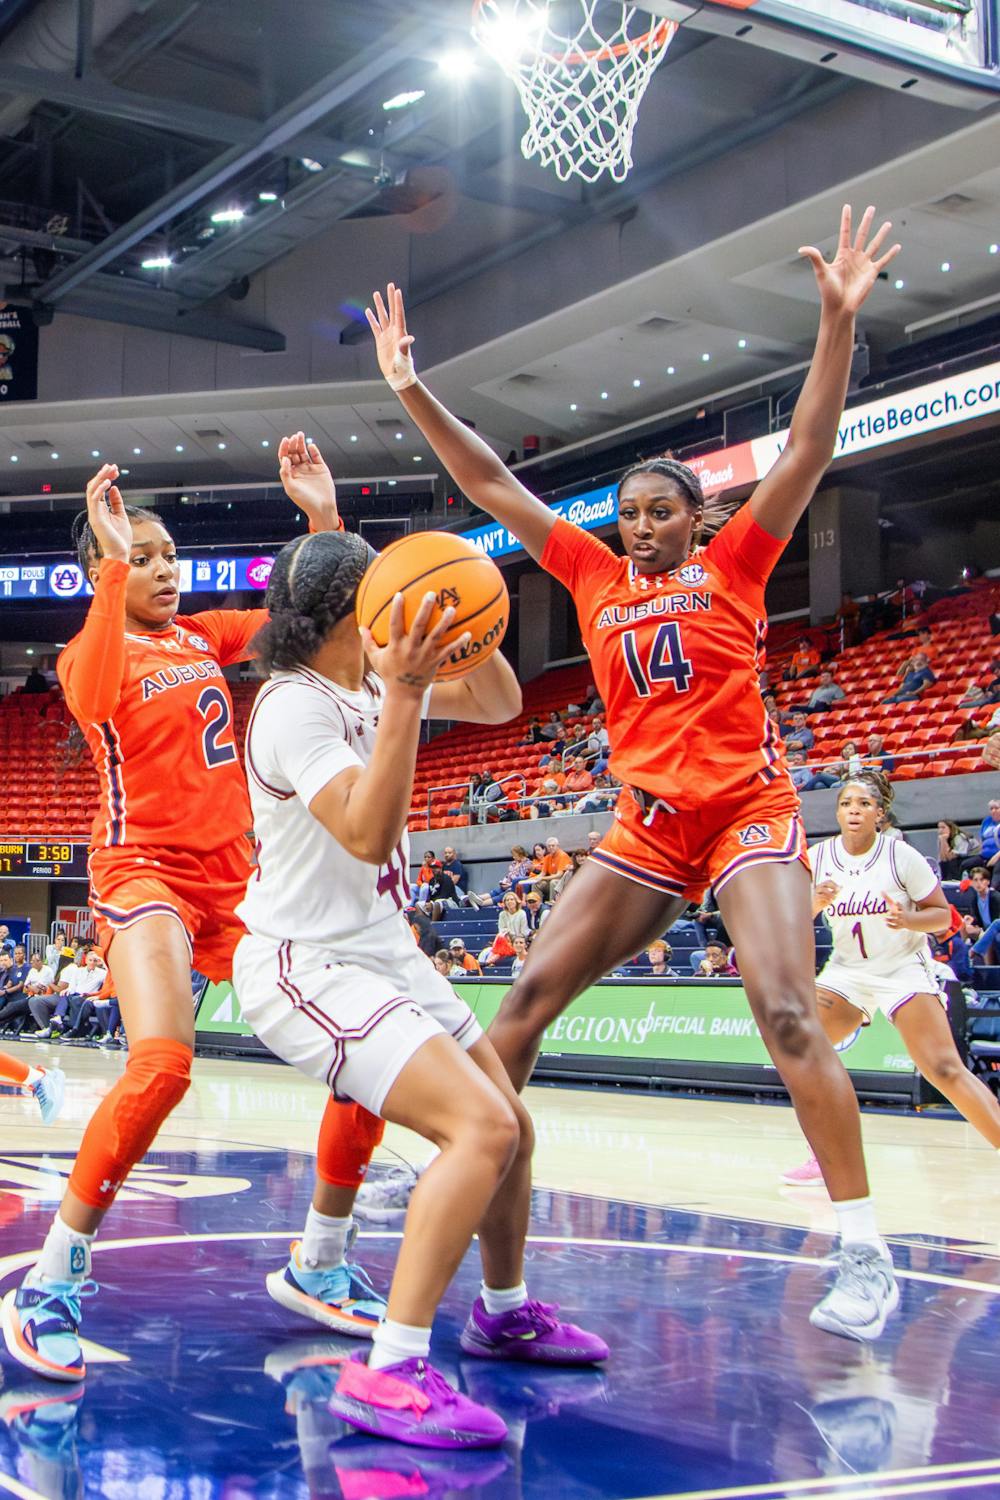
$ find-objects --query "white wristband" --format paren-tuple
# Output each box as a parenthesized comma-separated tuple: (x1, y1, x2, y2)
(386, 354, 417, 392)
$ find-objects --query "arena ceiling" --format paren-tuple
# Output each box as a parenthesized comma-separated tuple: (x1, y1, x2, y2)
(0, 0, 997, 495)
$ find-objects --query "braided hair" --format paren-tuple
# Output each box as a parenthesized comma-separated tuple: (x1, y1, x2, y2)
(253, 530, 375, 674)
(71, 504, 165, 573)
(838, 767, 894, 813)
(617, 454, 735, 552)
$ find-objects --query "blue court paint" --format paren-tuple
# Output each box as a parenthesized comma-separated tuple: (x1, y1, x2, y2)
(0, 1147, 998, 1499)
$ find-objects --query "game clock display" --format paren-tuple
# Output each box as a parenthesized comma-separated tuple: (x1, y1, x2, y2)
(0, 842, 89, 878)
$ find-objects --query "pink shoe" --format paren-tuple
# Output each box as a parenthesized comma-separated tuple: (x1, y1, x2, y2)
(782, 1151, 825, 1186)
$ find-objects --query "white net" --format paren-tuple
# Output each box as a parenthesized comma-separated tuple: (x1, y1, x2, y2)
(471, 2, 677, 184)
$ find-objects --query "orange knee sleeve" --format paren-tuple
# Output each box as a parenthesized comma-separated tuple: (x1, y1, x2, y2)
(68, 1037, 192, 1210)
(317, 1098, 385, 1188)
(0, 1049, 30, 1086)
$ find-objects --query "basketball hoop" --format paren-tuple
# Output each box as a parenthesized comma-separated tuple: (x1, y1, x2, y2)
(471, 1, 677, 183)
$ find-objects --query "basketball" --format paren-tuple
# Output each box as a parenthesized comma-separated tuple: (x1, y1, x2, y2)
(356, 531, 510, 681)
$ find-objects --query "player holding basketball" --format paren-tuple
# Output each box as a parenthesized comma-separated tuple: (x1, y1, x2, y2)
(366, 204, 904, 1341)
(1, 441, 387, 1383)
(235, 531, 607, 1448)
(0, 1051, 64, 1124)
(783, 771, 1000, 1185)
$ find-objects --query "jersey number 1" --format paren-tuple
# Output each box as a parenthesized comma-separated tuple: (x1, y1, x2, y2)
(197, 686, 238, 769)
(622, 622, 694, 698)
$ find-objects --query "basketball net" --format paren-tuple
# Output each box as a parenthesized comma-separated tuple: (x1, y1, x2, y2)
(471, 2, 677, 183)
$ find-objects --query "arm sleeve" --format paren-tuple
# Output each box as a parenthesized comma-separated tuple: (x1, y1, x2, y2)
(702, 503, 791, 601)
(539, 518, 623, 596)
(898, 844, 940, 904)
(187, 608, 267, 667)
(251, 687, 363, 808)
(56, 559, 130, 723)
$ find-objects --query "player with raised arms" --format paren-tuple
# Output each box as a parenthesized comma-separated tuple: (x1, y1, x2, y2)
(234, 530, 607, 1449)
(0, 1051, 64, 1124)
(1, 440, 389, 1383)
(783, 770, 1000, 1184)
(363, 205, 906, 1342)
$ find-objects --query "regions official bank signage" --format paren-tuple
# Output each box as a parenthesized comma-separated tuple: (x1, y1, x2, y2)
(461, 357, 1000, 562)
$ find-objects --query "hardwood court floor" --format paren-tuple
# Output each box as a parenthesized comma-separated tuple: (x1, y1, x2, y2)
(1, 1041, 999, 1500)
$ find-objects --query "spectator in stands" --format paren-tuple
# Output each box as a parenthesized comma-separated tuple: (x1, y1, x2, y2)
(786, 748, 838, 793)
(585, 716, 610, 770)
(0, 926, 14, 958)
(523, 891, 550, 932)
(510, 934, 531, 978)
(525, 837, 573, 900)
(428, 865, 460, 906)
(762, 693, 779, 718)
(413, 850, 439, 904)
(863, 733, 894, 773)
(582, 683, 604, 715)
(433, 949, 456, 978)
(497, 892, 528, 943)
(972, 918, 1000, 967)
(782, 712, 815, 752)
(806, 670, 845, 713)
(882, 651, 935, 703)
(539, 711, 566, 748)
(562, 756, 594, 797)
(573, 771, 620, 815)
(931, 908, 974, 983)
(447, 937, 482, 976)
(937, 821, 973, 881)
(553, 848, 589, 901)
(0, 948, 31, 1034)
(466, 768, 504, 820)
(439, 846, 469, 900)
(961, 798, 1000, 884)
(560, 724, 591, 765)
(45, 929, 74, 977)
(785, 636, 821, 681)
(958, 868, 1000, 933)
(694, 942, 737, 978)
(520, 717, 546, 746)
(645, 940, 677, 977)
(529, 775, 565, 818)
(23, 951, 55, 999)
(32, 948, 106, 1037)
(587, 830, 603, 853)
(408, 903, 443, 959)
(828, 740, 863, 782)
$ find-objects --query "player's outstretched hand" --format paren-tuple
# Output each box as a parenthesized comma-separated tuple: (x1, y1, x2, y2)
(278, 432, 338, 528)
(360, 591, 469, 696)
(882, 894, 906, 930)
(799, 205, 901, 318)
(815, 880, 841, 906)
(86, 463, 131, 563)
(366, 283, 417, 392)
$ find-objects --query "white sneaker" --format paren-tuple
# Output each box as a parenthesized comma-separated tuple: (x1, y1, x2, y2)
(353, 1166, 421, 1223)
(809, 1245, 899, 1342)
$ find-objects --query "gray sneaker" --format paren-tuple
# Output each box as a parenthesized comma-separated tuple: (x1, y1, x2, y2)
(809, 1245, 899, 1342)
(353, 1166, 421, 1223)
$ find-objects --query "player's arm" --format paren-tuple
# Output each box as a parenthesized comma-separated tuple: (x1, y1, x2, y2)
(277, 431, 342, 532)
(58, 466, 136, 722)
(812, 877, 840, 918)
(366, 283, 556, 563)
(749, 206, 900, 541)
(429, 651, 522, 725)
(308, 594, 466, 865)
(883, 885, 951, 934)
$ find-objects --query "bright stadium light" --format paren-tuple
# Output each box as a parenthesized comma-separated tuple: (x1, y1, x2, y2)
(210, 207, 245, 224)
(141, 254, 173, 270)
(439, 49, 476, 79)
(382, 90, 426, 111)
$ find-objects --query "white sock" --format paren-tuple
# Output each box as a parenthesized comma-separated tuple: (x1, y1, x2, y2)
(30, 1213, 95, 1284)
(369, 1318, 431, 1371)
(481, 1280, 528, 1315)
(25, 1066, 44, 1088)
(300, 1208, 352, 1270)
(833, 1196, 888, 1257)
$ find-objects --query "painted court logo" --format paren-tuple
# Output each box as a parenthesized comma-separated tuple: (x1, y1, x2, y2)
(737, 823, 771, 847)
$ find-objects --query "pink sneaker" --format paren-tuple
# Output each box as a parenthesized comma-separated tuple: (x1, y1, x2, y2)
(782, 1151, 825, 1187)
(328, 1353, 507, 1449)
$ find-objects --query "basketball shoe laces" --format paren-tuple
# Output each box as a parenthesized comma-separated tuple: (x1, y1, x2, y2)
(828, 1246, 888, 1307)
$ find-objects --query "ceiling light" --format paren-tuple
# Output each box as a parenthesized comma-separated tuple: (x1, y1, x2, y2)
(894, 278, 904, 290)
(478, 9, 547, 62)
(667, 365, 675, 375)
(632, 378, 641, 388)
(180, 495, 190, 504)
(91, 449, 100, 458)
(388, 479, 397, 486)
(299, 158, 324, 174)
(990, 243, 998, 255)
(132, 447, 142, 455)
(50, 452, 59, 459)
(569, 403, 578, 411)
(600, 391, 608, 400)
(217, 442, 227, 450)
(349, 434, 358, 443)
(25, 648, 33, 656)
(210, 207, 245, 224)
(175, 444, 184, 452)
(258, 190, 279, 202)
(701, 352, 710, 362)
(120, 468, 130, 475)
(940, 260, 951, 272)
(438, 49, 476, 78)
(737, 338, 748, 349)
(413, 455, 422, 462)
(394, 431, 404, 440)
(9, 454, 17, 462)
(382, 89, 426, 112)
(141, 254, 173, 270)
(261, 439, 270, 448)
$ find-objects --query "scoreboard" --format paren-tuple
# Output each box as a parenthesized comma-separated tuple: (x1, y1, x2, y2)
(0, 842, 89, 878)
(0, 551, 275, 604)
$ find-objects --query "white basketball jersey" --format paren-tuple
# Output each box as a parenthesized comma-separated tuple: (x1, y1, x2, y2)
(236, 666, 423, 949)
(811, 833, 939, 972)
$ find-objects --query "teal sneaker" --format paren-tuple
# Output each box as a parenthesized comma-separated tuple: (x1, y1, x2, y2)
(1, 1277, 98, 1382)
(265, 1227, 386, 1337)
(29, 1067, 66, 1126)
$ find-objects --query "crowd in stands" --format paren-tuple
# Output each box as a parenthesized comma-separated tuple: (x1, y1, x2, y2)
(0, 932, 125, 1047)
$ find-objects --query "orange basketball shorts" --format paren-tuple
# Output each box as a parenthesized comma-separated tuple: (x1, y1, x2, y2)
(591, 776, 808, 905)
(88, 838, 254, 983)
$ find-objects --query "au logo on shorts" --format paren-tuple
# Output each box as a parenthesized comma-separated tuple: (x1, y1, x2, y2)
(737, 823, 771, 847)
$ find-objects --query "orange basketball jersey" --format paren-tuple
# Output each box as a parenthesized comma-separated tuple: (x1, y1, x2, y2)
(58, 558, 260, 852)
(540, 504, 791, 812)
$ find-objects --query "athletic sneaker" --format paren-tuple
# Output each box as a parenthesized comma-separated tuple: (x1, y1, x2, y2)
(29, 1067, 66, 1126)
(328, 1352, 507, 1449)
(808, 1395, 897, 1473)
(459, 1297, 610, 1364)
(809, 1245, 899, 1342)
(1, 1278, 98, 1382)
(353, 1165, 421, 1223)
(782, 1150, 824, 1186)
(331, 1436, 510, 1496)
(0, 1379, 85, 1489)
(265, 1230, 386, 1337)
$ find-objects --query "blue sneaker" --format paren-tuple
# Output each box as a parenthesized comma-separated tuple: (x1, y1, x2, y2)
(29, 1067, 66, 1126)
(1, 1277, 98, 1382)
(0, 1379, 85, 1496)
(266, 1229, 386, 1338)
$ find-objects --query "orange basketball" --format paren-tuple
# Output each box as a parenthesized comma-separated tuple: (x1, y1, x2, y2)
(356, 531, 510, 681)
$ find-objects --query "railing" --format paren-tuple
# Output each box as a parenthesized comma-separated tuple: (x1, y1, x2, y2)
(424, 772, 528, 827)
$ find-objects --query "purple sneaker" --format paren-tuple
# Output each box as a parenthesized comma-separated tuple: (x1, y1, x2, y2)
(459, 1297, 609, 1365)
(327, 1352, 507, 1449)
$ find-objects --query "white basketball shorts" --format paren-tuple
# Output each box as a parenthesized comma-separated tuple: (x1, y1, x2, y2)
(816, 948, 942, 1025)
(233, 921, 483, 1116)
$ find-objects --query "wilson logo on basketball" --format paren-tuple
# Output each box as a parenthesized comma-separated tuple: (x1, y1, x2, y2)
(737, 823, 771, 847)
(447, 613, 507, 665)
